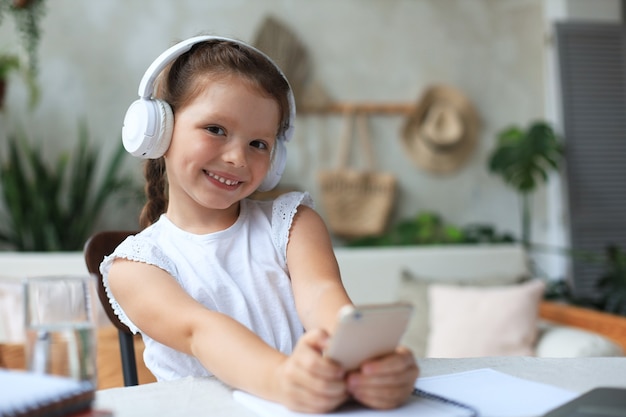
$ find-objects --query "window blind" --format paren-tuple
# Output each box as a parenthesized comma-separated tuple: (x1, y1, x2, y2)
(556, 22, 626, 300)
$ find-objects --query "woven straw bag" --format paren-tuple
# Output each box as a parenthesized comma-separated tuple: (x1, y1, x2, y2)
(318, 114, 397, 239)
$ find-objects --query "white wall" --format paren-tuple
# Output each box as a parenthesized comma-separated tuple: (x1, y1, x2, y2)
(0, 0, 619, 278)
(566, 0, 622, 21)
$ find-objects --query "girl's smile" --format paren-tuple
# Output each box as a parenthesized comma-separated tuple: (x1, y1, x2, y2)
(205, 170, 241, 187)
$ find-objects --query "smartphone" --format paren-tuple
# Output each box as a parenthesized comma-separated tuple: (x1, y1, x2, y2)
(325, 302, 413, 370)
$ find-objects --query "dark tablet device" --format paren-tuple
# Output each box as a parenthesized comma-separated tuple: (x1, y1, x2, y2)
(542, 387, 626, 417)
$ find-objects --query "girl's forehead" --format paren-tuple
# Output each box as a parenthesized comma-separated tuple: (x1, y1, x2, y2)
(179, 73, 265, 109)
(185, 74, 273, 108)
(197, 72, 265, 95)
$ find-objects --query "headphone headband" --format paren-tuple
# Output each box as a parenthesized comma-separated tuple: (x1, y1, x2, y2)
(138, 36, 227, 98)
(135, 35, 295, 143)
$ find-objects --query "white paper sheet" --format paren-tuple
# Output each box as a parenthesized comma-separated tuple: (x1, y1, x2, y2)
(233, 368, 579, 417)
(233, 389, 474, 416)
(414, 368, 578, 417)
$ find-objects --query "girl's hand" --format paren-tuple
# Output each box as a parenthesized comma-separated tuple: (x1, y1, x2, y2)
(274, 329, 349, 413)
(347, 346, 419, 410)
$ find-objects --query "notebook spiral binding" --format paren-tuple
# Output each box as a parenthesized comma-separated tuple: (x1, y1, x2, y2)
(412, 388, 480, 417)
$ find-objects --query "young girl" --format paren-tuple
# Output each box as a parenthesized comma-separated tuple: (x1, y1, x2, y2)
(102, 35, 418, 413)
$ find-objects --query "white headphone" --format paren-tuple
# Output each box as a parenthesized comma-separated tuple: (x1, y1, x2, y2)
(121, 35, 295, 192)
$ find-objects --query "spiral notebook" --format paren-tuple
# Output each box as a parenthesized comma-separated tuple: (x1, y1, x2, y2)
(0, 369, 96, 417)
(233, 368, 579, 417)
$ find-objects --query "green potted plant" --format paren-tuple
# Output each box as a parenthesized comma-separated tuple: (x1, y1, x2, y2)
(0, 0, 46, 77)
(347, 211, 514, 247)
(0, 123, 142, 251)
(592, 245, 626, 316)
(543, 244, 626, 318)
(488, 121, 564, 248)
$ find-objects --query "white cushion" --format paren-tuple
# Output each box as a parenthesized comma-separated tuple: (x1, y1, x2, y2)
(397, 272, 526, 357)
(426, 279, 545, 358)
(535, 324, 624, 357)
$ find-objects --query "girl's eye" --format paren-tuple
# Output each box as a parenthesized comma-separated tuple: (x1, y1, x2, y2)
(250, 140, 269, 150)
(206, 125, 225, 136)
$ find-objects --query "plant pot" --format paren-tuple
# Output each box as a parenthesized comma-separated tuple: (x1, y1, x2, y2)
(13, 0, 34, 8)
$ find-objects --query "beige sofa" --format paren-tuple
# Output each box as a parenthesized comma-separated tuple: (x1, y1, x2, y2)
(1, 245, 623, 359)
(334, 244, 624, 358)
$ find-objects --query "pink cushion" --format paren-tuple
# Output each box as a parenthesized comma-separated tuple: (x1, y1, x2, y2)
(426, 279, 546, 358)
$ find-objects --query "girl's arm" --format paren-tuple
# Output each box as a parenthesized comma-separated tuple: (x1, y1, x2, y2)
(286, 205, 419, 410)
(286, 205, 353, 333)
(107, 259, 347, 413)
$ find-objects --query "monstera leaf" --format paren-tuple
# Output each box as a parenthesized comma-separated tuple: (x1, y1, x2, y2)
(488, 121, 563, 246)
(489, 122, 563, 193)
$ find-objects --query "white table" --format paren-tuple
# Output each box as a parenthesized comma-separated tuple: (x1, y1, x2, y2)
(95, 357, 626, 417)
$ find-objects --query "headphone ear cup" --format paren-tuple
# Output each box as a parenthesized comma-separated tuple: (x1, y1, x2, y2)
(151, 99, 174, 158)
(257, 140, 287, 192)
(122, 98, 174, 159)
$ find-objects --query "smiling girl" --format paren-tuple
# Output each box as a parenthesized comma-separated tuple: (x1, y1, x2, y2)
(102, 35, 418, 413)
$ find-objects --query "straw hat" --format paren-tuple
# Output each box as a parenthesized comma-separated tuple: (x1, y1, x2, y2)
(402, 85, 480, 174)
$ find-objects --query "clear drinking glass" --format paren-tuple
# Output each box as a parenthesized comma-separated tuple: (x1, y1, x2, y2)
(23, 275, 97, 387)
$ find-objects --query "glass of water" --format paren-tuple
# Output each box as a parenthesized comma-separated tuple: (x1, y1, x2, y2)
(23, 275, 97, 387)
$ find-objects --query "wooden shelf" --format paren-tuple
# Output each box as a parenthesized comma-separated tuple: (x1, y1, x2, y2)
(300, 101, 415, 115)
(540, 300, 626, 352)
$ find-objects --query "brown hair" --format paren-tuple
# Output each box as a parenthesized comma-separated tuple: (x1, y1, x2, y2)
(139, 39, 291, 228)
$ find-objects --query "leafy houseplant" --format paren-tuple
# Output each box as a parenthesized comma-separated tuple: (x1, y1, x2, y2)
(0, 124, 141, 251)
(0, 0, 46, 77)
(543, 244, 626, 317)
(347, 211, 514, 247)
(488, 121, 564, 248)
(593, 245, 626, 316)
(490, 123, 626, 317)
